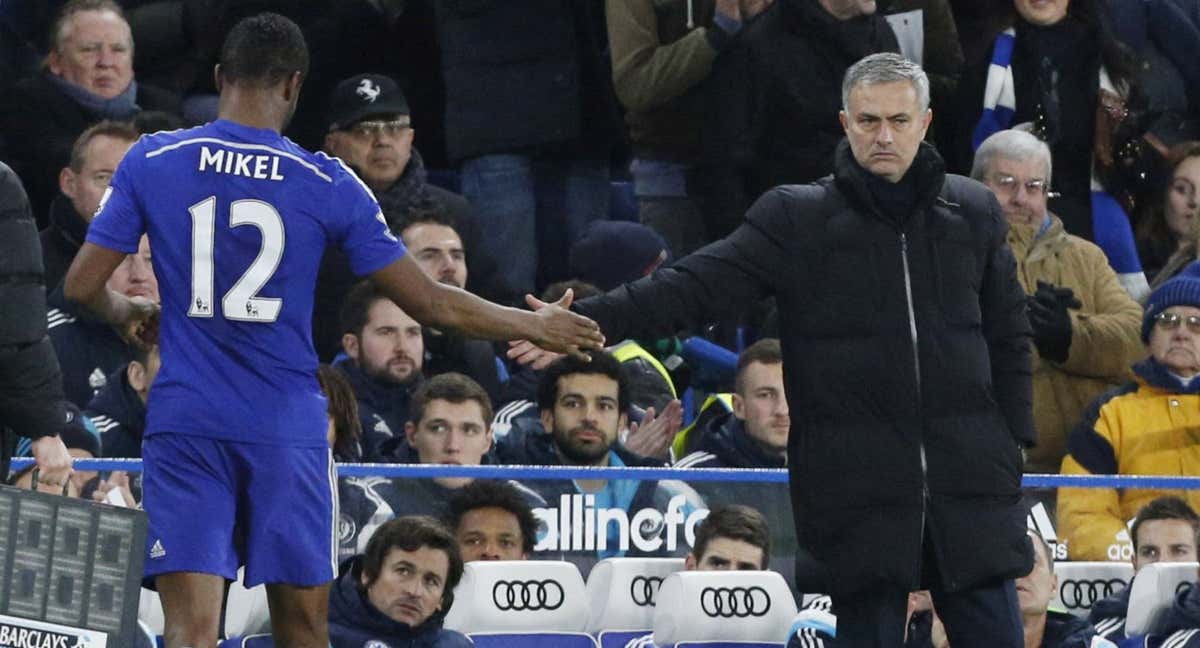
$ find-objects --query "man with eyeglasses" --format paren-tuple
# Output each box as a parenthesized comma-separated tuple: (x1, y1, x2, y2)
(971, 130, 1143, 476)
(314, 73, 502, 360)
(1058, 261, 1200, 561)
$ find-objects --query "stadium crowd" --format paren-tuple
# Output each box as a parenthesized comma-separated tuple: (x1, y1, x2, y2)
(6, 0, 1200, 645)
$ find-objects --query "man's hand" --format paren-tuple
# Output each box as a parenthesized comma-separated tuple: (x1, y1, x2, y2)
(507, 340, 566, 370)
(30, 435, 73, 490)
(624, 399, 683, 460)
(1028, 281, 1080, 364)
(118, 295, 160, 349)
(93, 471, 136, 508)
(523, 290, 605, 361)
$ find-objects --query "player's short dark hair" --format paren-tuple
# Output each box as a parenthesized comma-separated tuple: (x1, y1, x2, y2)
(68, 120, 139, 172)
(1132, 496, 1200, 553)
(540, 280, 603, 303)
(537, 351, 628, 415)
(735, 338, 782, 395)
(218, 12, 309, 88)
(360, 515, 464, 610)
(317, 364, 361, 457)
(339, 281, 389, 339)
(49, 0, 127, 55)
(691, 505, 771, 569)
(396, 200, 461, 241)
(129, 343, 158, 369)
(410, 372, 493, 429)
(444, 480, 539, 554)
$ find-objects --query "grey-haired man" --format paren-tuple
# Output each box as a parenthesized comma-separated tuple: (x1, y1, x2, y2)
(537, 52, 1034, 646)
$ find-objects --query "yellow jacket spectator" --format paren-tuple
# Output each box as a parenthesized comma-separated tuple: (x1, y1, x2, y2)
(1058, 262, 1200, 561)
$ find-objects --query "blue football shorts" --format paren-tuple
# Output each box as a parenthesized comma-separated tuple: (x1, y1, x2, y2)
(141, 433, 337, 587)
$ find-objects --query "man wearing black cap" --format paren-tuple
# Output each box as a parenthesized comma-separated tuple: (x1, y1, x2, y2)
(314, 73, 502, 360)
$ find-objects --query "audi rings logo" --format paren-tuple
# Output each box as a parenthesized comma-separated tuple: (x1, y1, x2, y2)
(699, 586, 771, 618)
(630, 576, 664, 607)
(1058, 578, 1127, 609)
(492, 579, 566, 611)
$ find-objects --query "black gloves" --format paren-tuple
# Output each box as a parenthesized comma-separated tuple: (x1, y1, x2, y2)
(1028, 281, 1081, 364)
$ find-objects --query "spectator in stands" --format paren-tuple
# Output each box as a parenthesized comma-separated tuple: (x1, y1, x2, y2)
(317, 364, 363, 462)
(1058, 262, 1200, 561)
(1138, 142, 1200, 285)
(445, 479, 539, 562)
(83, 343, 156, 459)
(232, 516, 472, 648)
(336, 280, 425, 459)
(1089, 496, 1200, 641)
(972, 129, 1144, 473)
(0, 0, 179, 219)
(338, 373, 547, 562)
(569, 221, 673, 294)
(707, 0, 900, 205)
(48, 233, 157, 408)
(675, 338, 787, 469)
(1018, 529, 1103, 647)
(950, 0, 1156, 301)
(878, 1, 964, 139)
(398, 206, 503, 402)
(313, 73, 497, 360)
(606, 0, 766, 255)
(435, 0, 623, 301)
(495, 352, 704, 568)
(39, 120, 138, 291)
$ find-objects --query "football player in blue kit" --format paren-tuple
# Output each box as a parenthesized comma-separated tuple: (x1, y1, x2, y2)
(63, 13, 604, 648)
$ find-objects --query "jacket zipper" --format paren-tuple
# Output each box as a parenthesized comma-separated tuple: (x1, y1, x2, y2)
(900, 233, 931, 553)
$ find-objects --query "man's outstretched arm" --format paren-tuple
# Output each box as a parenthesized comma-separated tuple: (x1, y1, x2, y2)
(64, 242, 158, 339)
(370, 254, 605, 359)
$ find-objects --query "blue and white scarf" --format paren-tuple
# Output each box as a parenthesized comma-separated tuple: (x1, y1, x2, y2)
(972, 28, 1149, 301)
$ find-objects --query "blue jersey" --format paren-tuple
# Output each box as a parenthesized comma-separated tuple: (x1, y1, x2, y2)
(87, 120, 405, 446)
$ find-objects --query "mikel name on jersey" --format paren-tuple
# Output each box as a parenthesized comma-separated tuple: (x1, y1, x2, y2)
(198, 146, 285, 181)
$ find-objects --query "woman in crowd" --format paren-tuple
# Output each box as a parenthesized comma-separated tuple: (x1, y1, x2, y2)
(1139, 142, 1200, 286)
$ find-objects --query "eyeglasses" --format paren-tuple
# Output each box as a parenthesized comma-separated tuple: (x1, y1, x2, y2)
(1153, 311, 1200, 334)
(989, 174, 1052, 197)
(345, 119, 410, 139)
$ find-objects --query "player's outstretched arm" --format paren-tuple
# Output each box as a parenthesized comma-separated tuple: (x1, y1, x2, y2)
(369, 254, 605, 359)
(64, 242, 159, 344)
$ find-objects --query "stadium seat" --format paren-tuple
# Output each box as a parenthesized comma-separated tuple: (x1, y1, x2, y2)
(445, 560, 593, 647)
(586, 557, 686, 647)
(1125, 561, 1199, 636)
(1051, 561, 1134, 617)
(651, 571, 798, 646)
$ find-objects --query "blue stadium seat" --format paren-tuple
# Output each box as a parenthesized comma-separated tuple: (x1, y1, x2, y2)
(675, 642, 786, 647)
(469, 631, 599, 647)
(598, 630, 649, 648)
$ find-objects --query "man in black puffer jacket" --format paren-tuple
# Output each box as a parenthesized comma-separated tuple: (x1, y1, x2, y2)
(570, 54, 1034, 646)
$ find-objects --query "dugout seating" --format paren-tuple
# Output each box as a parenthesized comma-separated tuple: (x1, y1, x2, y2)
(651, 571, 798, 647)
(1125, 561, 1200, 636)
(1051, 561, 1134, 617)
(445, 560, 597, 648)
(139, 566, 271, 637)
(585, 557, 686, 648)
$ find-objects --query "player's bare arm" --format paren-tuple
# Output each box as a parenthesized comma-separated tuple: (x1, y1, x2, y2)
(64, 242, 160, 344)
(370, 254, 605, 360)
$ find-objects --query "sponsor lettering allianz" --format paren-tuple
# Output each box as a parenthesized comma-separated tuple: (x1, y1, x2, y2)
(532, 494, 709, 552)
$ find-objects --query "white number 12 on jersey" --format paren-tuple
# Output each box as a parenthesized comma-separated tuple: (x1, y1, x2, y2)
(187, 196, 285, 323)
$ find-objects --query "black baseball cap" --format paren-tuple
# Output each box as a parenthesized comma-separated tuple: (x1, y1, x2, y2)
(326, 73, 410, 132)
